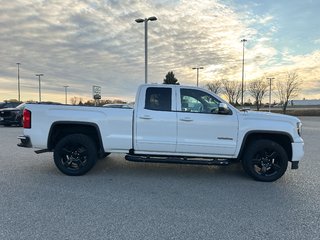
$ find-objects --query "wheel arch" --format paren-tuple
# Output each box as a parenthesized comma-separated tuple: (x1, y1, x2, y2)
(48, 121, 105, 155)
(238, 131, 293, 162)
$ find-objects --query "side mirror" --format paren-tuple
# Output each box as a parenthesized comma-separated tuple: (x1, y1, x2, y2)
(218, 103, 231, 115)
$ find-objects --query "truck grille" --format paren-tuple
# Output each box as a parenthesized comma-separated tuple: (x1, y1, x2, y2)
(0, 111, 13, 117)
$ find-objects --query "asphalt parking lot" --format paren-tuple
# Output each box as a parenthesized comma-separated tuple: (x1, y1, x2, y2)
(0, 117, 319, 240)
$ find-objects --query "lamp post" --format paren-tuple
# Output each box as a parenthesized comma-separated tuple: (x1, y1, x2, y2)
(16, 63, 21, 102)
(241, 39, 247, 106)
(192, 67, 204, 87)
(63, 86, 69, 104)
(267, 77, 275, 112)
(36, 74, 44, 102)
(135, 16, 157, 84)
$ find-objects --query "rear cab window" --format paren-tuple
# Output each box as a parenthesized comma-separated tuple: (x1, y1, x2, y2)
(145, 87, 172, 111)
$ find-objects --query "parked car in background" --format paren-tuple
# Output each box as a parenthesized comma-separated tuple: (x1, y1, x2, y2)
(103, 103, 133, 109)
(0, 103, 25, 126)
(0, 101, 21, 109)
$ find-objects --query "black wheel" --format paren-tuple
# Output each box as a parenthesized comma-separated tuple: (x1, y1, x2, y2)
(54, 134, 97, 176)
(242, 139, 288, 182)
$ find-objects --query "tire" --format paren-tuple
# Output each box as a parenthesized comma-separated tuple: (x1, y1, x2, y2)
(242, 139, 288, 182)
(54, 134, 97, 176)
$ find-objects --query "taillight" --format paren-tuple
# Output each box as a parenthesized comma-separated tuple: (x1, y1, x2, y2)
(23, 109, 31, 129)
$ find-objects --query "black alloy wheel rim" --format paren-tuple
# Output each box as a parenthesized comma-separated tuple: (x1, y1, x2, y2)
(61, 144, 88, 170)
(251, 148, 282, 177)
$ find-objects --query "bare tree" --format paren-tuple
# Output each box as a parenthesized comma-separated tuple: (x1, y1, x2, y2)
(248, 78, 268, 111)
(221, 79, 241, 105)
(70, 96, 78, 105)
(70, 97, 83, 105)
(206, 80, 222, 95)
(276, 72, 301, 113)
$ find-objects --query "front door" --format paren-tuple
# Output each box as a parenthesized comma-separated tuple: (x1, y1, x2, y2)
(176, 88, 238, 156)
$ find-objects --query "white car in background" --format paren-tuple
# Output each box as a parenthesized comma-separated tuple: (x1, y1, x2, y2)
(103, 103, 133, 109)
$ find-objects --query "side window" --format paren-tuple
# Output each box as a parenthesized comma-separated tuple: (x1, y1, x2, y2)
(145, 87, 172, 111)
(180, 89, 220, 113)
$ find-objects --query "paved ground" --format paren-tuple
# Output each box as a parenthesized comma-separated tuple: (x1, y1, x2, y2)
(0, 117, 319, 240)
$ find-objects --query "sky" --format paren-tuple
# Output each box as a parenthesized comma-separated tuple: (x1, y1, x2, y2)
(0, 0, 320, 103)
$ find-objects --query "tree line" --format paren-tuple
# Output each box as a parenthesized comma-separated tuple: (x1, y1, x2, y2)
(69, 97, 127, 106)
(163, 70, 301, 114)
(204, 71, 301, 113)
(5, 70, 301, 114)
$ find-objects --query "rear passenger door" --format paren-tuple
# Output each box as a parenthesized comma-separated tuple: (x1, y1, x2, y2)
(135, 86, 177, 153)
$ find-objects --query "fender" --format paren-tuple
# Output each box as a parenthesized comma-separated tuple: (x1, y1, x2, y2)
(47, 121, 104, 152)
(237, 130, 293, 161)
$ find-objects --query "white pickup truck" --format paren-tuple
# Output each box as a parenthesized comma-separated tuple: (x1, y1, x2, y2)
(18, 84, 304, 182)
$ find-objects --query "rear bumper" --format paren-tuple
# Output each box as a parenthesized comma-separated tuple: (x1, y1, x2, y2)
(17, 135, 32, 148)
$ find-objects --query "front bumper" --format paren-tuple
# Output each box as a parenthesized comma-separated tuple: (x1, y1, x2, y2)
(17, 135, 32, 148)
(291, 141, 304, 169)
(0, 115, 22, 126)
(0, 119, 19, 125)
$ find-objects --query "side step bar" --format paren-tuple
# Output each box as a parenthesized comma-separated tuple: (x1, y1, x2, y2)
(125, 154, 231, 166)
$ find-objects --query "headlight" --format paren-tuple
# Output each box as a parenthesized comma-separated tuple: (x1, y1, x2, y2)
(297, 122, 302, 136)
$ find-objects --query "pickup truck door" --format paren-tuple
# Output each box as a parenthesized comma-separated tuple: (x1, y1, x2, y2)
(176, 88, 238, 156)
(134, 86, 177, 153)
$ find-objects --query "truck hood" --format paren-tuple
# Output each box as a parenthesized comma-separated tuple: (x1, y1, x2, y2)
(0, 108, 19, 111)
(239, 110, 301, 124)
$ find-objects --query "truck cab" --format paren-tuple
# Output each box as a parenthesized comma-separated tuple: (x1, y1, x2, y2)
(134, 84, 238, 157)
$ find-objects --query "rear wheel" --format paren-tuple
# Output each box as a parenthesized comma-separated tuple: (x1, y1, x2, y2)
(54, 134, 97, 176)
(242, 139, 288, 182)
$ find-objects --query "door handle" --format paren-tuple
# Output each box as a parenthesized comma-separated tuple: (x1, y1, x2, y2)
(180, 117, 193, 122)
(140, 115, 152, 120)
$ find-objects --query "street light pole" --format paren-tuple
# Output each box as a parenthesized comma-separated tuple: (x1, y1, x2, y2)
(135, 16, 157, 84)
(145, 19, 148, 84)
(192, 67, 204, 87)
(16, 63, 21, 102)
(36, 74, 44, 102)
(267, 77, 275, 112)
(63, 86, 69, 104)
(241, 39, 247, 106)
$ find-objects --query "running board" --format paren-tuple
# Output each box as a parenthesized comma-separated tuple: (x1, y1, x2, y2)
(125, 154, 231, 166)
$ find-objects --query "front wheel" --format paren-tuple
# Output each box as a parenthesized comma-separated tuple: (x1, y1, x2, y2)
(54, 134, 97, 176)
(242, 139, 288, 182)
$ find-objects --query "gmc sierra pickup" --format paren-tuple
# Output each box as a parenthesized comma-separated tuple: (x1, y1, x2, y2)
(18, 84, 304, 182)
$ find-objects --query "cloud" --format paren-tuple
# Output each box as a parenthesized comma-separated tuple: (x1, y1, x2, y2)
(259, 15, 274, 24)
(0, 0, 319, 102)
